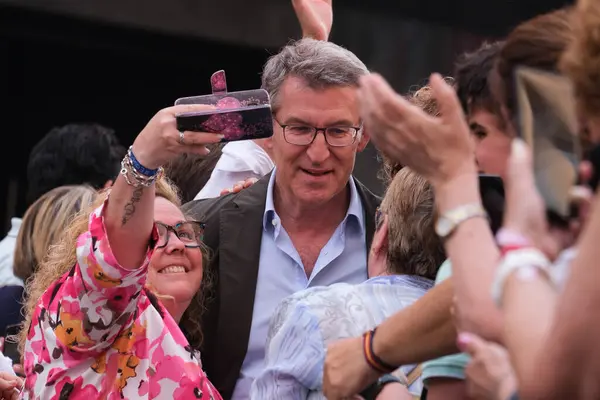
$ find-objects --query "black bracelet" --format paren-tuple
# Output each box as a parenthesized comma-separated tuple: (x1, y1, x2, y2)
(359, 374, 403, 400)
(367, 328, 398, 372)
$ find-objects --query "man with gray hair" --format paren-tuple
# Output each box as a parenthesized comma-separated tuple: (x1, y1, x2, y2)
(183, 38, 380, 399)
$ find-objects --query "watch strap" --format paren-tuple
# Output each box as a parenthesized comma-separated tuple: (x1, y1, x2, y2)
(359, 374, 404, 400)
(436, 203, 488, 239)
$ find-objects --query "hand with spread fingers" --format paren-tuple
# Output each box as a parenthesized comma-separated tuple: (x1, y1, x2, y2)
(358, 73, 477, 188)
(131, 104, 223, 170)
(292, 0, 333, 41)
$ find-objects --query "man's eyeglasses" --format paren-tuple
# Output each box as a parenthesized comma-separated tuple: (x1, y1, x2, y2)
(274, 119, 362, 147)
(155, 221, 205, 249)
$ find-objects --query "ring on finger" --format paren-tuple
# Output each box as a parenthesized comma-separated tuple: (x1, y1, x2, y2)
(178, 130, 186, 145)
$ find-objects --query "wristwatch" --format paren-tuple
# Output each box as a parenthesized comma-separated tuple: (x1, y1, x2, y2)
(435, 203, 488, 239)
(359, 374, 404, 400)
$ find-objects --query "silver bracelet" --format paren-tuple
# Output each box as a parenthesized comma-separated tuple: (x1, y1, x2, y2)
(120, 154, 162, 188)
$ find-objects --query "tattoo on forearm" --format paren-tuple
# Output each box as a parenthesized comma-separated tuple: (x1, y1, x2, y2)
(121, 187, 144, 226)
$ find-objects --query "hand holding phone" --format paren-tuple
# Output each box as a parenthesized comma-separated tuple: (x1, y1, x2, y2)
(175, 70, 274, 142)
(514, 66, 581, 221)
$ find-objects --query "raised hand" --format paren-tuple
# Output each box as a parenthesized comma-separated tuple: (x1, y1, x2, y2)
(358, 73, 476, 189)
(502, 139, 574, 259)
(131, 104, 223, 170)
(292, 0, 333, 41)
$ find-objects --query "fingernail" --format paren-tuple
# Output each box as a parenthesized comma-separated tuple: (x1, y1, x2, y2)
(457, 332, 472, 349)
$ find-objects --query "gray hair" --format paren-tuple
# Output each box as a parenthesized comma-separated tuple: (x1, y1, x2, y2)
(261, 38, 370, 110)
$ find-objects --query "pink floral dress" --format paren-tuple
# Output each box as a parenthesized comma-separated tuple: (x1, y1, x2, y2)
(21, 201, 222, 400)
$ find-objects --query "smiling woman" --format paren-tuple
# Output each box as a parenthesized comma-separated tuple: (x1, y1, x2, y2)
(147, 195, 213, 349)
(19, 174, 217, 399)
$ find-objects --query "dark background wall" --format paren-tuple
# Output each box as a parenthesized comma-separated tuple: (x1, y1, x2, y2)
(0, 0, 572, 233)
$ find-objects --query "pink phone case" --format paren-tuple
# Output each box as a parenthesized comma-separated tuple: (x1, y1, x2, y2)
(175, 70, 274, 142)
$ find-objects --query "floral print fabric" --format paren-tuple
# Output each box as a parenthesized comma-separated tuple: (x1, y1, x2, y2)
(21, 201, 221, 400)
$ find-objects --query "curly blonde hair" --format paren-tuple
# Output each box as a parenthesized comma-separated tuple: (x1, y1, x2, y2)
(19, 176, 212, 355)
(561, 0, 600, 122)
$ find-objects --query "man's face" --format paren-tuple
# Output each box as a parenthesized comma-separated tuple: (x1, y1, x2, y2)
(469, 108, 512, 178)
(270, 76, 369, 205)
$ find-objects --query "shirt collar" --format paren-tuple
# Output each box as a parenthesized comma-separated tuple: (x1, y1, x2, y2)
(7, 218, 22, 238)
(365, 274, 434, 291)
(262, 168, 366, 234)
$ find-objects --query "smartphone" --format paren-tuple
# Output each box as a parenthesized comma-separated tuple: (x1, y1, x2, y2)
(586, 143, 600, 192)
(3, 324, 21, 366)
(175, 105, 274, 142)
(479, 174, 505, 234)
(514, 66, 581, 220)
(175, 70, 274, 142)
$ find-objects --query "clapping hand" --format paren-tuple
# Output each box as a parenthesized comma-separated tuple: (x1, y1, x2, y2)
(358, 73, 477, 189)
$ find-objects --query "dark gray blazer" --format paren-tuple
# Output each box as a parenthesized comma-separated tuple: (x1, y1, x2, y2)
(182, 172, 381, 399)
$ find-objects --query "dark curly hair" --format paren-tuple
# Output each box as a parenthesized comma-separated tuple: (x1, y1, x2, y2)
(26, 123, 125, 207)
(454, 41, 504, 122)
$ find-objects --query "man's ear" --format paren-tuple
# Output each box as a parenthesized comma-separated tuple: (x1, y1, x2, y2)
(372, 216, 389, 255)
(254, 137, 275, 160)
(356, 128, 370, 153)
(264, 136, 274, 150)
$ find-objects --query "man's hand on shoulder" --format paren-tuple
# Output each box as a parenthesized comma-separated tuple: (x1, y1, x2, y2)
(219, 177, 259, 196)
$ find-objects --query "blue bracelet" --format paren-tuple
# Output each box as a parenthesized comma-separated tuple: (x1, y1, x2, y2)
(128, 146, 159, 177)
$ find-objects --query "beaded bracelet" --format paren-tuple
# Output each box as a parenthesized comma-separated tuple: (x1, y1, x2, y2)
(362, 328, 397, 374)
(128, 146, 159, 177)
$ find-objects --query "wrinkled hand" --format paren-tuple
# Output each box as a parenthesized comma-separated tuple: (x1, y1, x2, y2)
(323, 336, 380, 400)
(131, 104, 223, 170)
(458, 332, 516, 400)
(292, 0, 333, 41)
(219, 177, 259, 196)
(358, 73, 476, 188)
(0, 372, 22, 400)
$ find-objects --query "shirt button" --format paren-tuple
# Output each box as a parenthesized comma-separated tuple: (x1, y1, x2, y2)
(272, 218, 279, 226)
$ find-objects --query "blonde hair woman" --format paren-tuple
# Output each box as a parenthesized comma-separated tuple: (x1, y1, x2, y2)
(14, 185, 97, 283)
(0, 185, 96, 341)
(18, 104, 224, 399)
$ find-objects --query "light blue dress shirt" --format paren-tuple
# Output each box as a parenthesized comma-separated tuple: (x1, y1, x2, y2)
(250, 275, 434, 399)
(231, 169, 368, 399)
